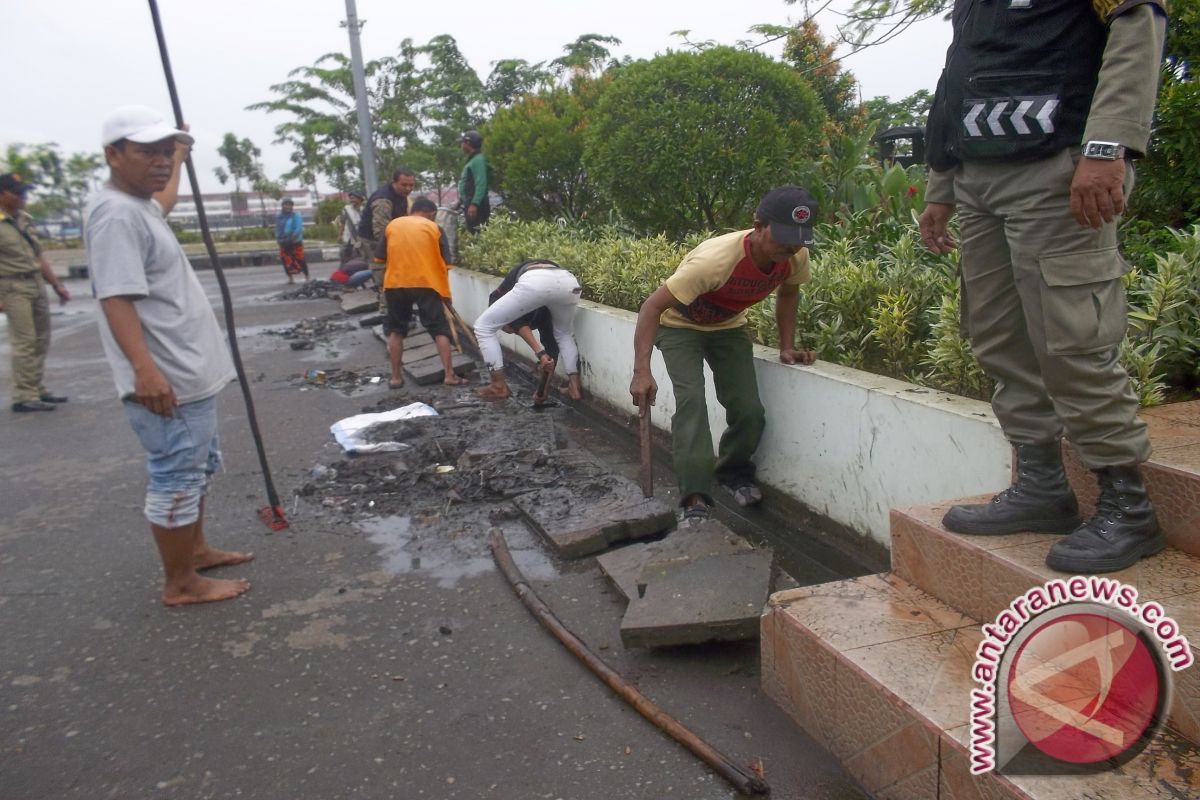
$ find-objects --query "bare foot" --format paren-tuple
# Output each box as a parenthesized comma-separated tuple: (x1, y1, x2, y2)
(194, 548, 256, 571)
(388, 377, 404, 389)
(565, 375, 583, 401)
(443, 375, 469, 386)
(475, 383, 510, 400)
(162, 575, 251, 607)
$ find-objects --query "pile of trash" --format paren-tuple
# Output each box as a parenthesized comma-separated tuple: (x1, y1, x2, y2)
(295, 366, 388, 393)
(267, 316, 353, 344)
(273, 279, 341, 300)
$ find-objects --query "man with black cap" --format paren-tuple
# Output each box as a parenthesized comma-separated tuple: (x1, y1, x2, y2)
(457, 130, 489, 233)
(0, 172, 71, 412)
(629, 185, 818, 522)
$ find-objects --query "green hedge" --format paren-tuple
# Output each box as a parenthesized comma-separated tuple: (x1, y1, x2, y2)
(460, 216, 1200, 406)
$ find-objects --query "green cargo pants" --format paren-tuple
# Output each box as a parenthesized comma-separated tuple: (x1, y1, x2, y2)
(0, 275, 51, 405)
(655, 325, 765, 504)
(954, 148, 1150, 467)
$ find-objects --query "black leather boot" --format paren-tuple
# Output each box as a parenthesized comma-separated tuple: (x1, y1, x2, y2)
(1046, 465, 1164, 573)
(942, 442, 1081, 535)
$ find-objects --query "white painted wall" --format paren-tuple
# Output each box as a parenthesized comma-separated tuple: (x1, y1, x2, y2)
(449, 267, 1012, 548)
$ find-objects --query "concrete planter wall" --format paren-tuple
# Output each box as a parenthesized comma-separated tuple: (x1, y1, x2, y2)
(449, 266, 1011, 548)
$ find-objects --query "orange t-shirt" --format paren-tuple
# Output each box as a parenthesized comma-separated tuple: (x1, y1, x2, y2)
(381, 216, 450, 298)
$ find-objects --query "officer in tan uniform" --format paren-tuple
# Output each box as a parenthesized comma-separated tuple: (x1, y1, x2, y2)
(918, 0, 1168, 573)
(0, 173, 70, 412)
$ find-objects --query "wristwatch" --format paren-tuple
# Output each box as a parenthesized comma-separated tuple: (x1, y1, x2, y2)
(1082, 141, 1126, 160)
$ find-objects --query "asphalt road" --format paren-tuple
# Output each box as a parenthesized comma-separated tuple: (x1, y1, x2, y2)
(0, 263, 867, 800)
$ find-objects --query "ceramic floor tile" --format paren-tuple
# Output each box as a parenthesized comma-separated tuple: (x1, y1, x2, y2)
(1141, 414, 1200, 449)
(776, 573, 972, 652)
(1140, 400, 1200, 428)
(946, 716, 1200, 798)
(775, 611, 840, 747)
(891, 509, 988, 621)
(833, 655, 939, 787)
(1154, 444, 1200, 473)
(841, 626, 983, 733)
(940, 731, 1030, 800)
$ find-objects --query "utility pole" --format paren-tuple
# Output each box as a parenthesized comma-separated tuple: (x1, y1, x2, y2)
(342, 0, 377, 192)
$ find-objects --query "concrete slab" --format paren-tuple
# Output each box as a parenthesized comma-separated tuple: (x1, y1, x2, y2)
(620, 549, 774, 648)
(514, 475, 675, 559)
(341, 293, 378, 315)
(401, 341, 442, 364)
(405, 352, 476, 385)
(596, 519, 754, 602)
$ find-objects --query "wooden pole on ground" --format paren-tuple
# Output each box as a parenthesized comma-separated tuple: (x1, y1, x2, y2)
(488, 528, 770, 797)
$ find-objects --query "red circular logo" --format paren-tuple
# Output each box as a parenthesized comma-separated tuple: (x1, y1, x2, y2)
(1007, 613, 1160, 764)
(791, 205, 811, 224)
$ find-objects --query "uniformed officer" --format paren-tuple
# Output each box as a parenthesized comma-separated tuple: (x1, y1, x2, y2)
(0, 173, 70, 412)
(917, 0, 1168, 574)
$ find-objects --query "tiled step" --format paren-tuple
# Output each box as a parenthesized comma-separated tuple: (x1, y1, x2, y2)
(1062, 401, 1200, 557)
(891, 503, 1200, 745)
(761, 573, 1200, 800)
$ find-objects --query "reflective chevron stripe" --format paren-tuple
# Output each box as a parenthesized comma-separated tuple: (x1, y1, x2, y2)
(961, 96, 1060, 138)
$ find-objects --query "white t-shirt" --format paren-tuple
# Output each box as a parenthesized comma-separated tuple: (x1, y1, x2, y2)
(84, 185, 235, 404)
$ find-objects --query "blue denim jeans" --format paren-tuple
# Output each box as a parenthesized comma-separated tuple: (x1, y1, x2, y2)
(124, 395, 221, 528)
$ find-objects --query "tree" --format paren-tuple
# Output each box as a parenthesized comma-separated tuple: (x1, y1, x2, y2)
(411, 34, 486, 200)
(486, 79, 607, 221)
(214, 133, 259, 200)
(861, 90, 933, 131)
(484, 59, 554, 112)
(551, 34, 623, 79)
(2, 143, 101, 230)
(583, 46, 827, 238)
(782, 19, 859, 125)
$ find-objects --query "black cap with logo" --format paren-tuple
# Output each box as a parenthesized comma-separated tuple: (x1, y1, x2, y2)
(756, 185, 817, 249)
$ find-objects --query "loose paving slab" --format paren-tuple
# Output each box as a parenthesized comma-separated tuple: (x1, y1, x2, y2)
(405, 353, 477, 385)
(401, 341, 443, 364)
(620, 549, 775, 648)
(596, 519, 755, 601)
(514, 473, 676, 559)
(341, 292, 378, 315)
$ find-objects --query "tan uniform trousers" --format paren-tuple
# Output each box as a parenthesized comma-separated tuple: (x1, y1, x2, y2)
(954, 148, 1150, 468)
(0, 274, 50, 404)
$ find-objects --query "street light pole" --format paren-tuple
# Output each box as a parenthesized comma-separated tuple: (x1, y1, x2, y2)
(343, 0, 377, 192)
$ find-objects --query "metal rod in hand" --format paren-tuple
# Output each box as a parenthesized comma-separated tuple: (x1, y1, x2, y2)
(639, 405, 653, 498)
(488, 529, 770, 797)
(147, 0, 287, 530)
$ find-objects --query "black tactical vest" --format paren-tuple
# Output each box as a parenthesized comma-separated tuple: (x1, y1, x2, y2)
(358, 184, 408, 241)
(926, 0, 1107, 169)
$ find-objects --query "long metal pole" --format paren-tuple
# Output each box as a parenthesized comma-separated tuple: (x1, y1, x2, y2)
(344, 0, 378, 191)
(146, 0, 288, 530)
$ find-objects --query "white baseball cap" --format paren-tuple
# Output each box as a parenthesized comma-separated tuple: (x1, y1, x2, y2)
(101, 105, 194, 147)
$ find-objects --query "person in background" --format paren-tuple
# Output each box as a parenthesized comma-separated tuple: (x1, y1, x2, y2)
(629, 185, 818, 523)
(457, 131, 489, 233)
(473, 259, 583, 403)
(336, 190, 364, 265)
(361, 169, 415, 311)
(374, 196, 465, 389)
(274, 198, 307, 283)
(917, 0, 1167, 574)
(0, 172, 71, 413)
(85, 104, 252, 607)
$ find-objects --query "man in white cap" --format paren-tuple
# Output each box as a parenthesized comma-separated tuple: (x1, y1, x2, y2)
(84, 105, 253, 607)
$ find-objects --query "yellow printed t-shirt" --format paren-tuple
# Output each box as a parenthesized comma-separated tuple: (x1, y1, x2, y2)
(381, 215, 450, 298)
(660, 229, 809, 331)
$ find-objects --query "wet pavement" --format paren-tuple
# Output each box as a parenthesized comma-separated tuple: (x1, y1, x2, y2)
(1, 263, 871, 800)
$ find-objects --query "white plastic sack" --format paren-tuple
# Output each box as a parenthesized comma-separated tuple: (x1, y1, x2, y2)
(330, 402, 437, 453)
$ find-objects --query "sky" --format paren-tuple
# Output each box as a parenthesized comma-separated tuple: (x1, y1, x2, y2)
(1, 0, 951, 197)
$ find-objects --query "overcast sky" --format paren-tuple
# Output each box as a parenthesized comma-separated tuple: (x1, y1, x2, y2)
(2, 0, 950, 196)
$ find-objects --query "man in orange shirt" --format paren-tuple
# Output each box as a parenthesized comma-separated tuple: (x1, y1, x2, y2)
(374, 196, 465, 388)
